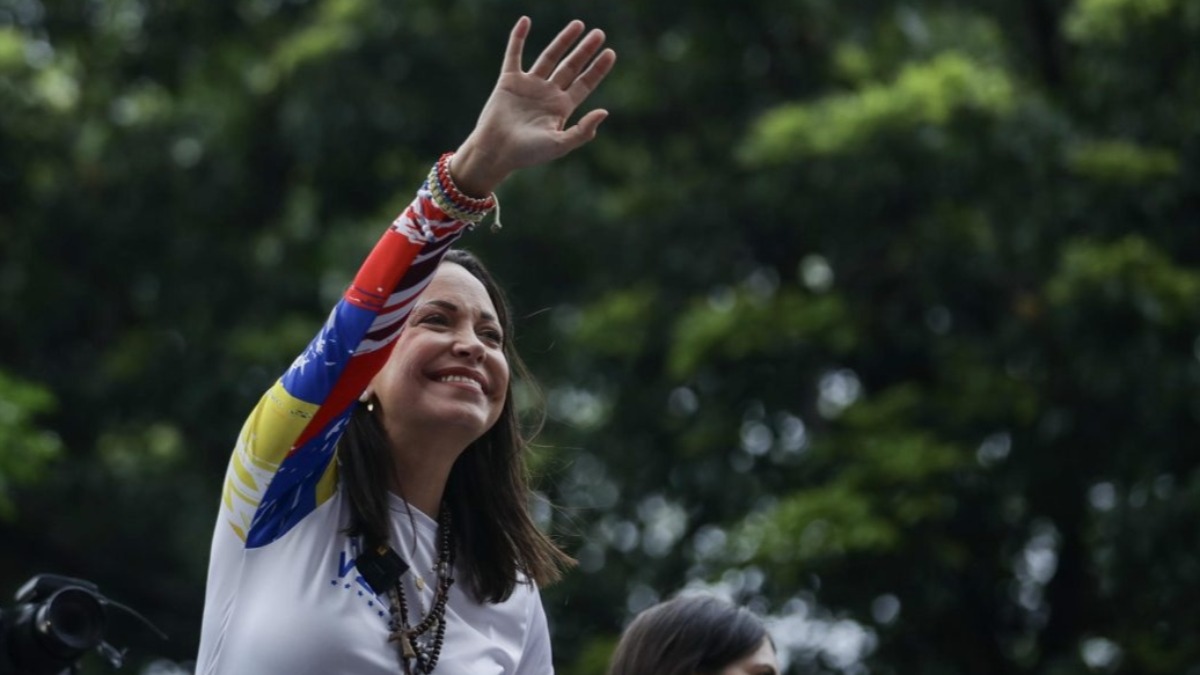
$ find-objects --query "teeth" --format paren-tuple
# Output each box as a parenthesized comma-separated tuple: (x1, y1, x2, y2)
(439, 374, 480, 387)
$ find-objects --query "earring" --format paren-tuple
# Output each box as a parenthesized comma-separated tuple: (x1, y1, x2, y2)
(366, 400, 375, 413)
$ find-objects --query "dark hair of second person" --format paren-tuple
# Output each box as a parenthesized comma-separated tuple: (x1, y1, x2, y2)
(607, 594, 779, 675)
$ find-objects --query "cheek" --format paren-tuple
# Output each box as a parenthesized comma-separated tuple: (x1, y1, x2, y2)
(491, 355, 511, 399)
(375, 344, 420, 398)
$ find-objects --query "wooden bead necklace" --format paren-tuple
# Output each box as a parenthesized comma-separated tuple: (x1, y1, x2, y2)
(386, 505, 455, 674)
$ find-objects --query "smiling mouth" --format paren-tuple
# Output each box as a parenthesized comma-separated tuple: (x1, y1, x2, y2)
(436, 373, 486, 392)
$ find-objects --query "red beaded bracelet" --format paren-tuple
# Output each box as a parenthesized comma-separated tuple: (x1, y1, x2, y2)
(434, 152, 496, 213)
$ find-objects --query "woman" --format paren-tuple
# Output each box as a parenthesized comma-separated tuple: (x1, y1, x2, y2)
(608, 595, 780, 675)
(195, 16, 616, 674)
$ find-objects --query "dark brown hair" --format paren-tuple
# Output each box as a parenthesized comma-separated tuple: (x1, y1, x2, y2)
(608, 595, 771, 675)
(339, 248, 575, 603)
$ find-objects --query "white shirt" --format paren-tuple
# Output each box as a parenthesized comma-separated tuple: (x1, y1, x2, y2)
(196, 489, 552, 675)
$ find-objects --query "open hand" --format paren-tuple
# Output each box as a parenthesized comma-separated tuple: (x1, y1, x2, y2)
(451, 17, 617, 197)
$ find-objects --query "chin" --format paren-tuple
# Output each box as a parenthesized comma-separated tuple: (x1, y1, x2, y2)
(403, 396, 500, 442)
(433, 407, 497, 438)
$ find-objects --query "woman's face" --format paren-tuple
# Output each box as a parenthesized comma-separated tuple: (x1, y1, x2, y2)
(370, 262, 510, 443)
(718, 637, 779, 675)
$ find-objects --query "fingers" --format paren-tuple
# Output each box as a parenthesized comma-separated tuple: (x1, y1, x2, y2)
(528, 20, 586, 79)
(566, 47, 617, 106)
(549, 28, 606, 89)
(558, 109, 609, 153)
(501, 16, 532, 73)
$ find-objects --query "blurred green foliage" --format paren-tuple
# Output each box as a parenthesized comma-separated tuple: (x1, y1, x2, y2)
(2, 0, 1199, 673)
(0, 372, 61, 519)
(743, 53, 1015, 161)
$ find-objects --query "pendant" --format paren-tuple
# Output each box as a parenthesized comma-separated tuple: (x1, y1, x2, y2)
(415, 576, 426, 592)
(400, 633, 416, 660)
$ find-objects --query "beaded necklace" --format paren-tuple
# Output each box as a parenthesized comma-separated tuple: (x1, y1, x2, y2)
(387, 505, 455, 675)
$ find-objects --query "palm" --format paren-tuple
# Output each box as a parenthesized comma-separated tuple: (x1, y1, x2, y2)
(481, 76, 582, 165)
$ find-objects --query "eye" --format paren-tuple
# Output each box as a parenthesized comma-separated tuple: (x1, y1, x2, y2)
(417, 312, 450, 327)
(478, 328, 504, 345)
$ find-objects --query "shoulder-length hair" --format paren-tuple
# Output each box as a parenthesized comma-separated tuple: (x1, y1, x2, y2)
(608, 594, 770, 675)
(339, 248, 575, 603)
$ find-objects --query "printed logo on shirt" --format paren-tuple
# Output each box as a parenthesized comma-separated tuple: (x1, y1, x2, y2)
(328, 535, 390, 621)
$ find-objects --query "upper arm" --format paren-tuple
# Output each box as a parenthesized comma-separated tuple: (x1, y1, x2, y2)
(514, 585, 554, 675)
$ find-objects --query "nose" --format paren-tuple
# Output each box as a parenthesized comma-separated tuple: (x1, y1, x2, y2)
(453, 332, 486, 362)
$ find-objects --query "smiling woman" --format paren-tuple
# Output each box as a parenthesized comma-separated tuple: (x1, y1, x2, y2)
(193, 16, 616, 675)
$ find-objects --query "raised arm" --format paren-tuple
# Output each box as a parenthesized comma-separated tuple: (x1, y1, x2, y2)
(218, 17, 616, 548)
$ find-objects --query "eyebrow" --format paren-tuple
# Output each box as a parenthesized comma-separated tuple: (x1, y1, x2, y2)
(419, 299, 498, 324)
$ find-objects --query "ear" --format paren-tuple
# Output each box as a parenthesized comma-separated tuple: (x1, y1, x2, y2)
(358, 387, 374, 403)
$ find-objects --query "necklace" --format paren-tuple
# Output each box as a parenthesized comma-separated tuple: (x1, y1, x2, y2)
(386, 505, 454, 674)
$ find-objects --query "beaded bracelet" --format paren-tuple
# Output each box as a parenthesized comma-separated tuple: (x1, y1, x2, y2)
(435, 152, 494, 210)
(426, 152, 501, 230)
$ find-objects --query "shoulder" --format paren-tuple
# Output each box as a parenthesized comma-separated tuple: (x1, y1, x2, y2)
(448, 577, 545, 628)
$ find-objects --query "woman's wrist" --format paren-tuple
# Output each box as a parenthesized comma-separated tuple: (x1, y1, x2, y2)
(448, 140, 511, 198)
(427, 153, 497, 225)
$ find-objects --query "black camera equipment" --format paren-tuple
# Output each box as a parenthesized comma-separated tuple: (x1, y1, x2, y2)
(0, 574, 166, 675)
